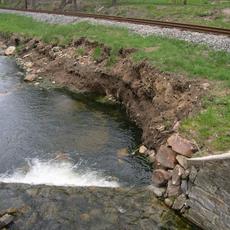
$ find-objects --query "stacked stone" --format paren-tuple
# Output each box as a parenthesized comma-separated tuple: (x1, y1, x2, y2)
(139, 133, 198, 213)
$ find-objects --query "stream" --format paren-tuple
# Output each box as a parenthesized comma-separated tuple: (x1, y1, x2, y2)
(0, 56, 198, 229)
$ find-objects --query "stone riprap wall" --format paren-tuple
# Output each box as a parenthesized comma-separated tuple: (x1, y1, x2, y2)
(183, 160, 230, 230)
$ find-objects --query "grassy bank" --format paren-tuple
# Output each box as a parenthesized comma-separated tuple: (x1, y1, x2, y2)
(0, 13, 229, 152)
(1, 0, 229, 28)
(80, 0, 230, 29)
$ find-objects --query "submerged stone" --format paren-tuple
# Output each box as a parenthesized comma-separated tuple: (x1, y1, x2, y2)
(0, 214, 14, 228)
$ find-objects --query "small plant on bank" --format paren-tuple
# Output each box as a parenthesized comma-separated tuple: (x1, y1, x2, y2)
(75, 47, 85, 57)
(92, 47, 102, 61)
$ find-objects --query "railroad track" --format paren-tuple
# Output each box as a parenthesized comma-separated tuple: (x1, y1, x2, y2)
(1, 7, 230, 36)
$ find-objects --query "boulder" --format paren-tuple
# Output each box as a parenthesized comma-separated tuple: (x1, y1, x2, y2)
(24, 74, 36, 82)
(166, 180, 181, 197)
(152, 169, 171, 187)
(167, 134, 197, 157)
(176, 155, 188, 169)
(0, 214, 14, 228)
(4, 46, 16, 56)
(156, 145, 177, 169)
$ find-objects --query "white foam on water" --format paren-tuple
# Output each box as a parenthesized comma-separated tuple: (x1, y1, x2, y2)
(0, 159, 119, 187)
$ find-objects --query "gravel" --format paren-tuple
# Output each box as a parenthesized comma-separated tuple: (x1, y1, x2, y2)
(0, 9, 230, 52)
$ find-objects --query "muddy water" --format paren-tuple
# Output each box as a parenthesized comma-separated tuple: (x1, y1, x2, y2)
(0, 56, 198, 229)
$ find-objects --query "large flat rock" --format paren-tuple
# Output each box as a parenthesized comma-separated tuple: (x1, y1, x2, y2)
(0, 183, 196, 230)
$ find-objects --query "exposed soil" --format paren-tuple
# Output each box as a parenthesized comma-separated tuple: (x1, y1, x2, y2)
(1, 35, 206, 150)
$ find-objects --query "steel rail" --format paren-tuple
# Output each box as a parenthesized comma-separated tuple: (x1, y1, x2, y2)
(1, 7, 230, 36)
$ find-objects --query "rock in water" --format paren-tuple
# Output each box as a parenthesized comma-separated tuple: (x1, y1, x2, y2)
(166, 180, 181, 197)
(172, 194, 187, 211)
(164, 198, 174, 207)
(147, 185, 166, 197)
(152, 169, 171, 186)
(0, 214, 14, 228)
(24, 74, 36, 82)
(167, 134, 197, 157)
(4, 46, 16, 56)
(139, 145, 147, 155)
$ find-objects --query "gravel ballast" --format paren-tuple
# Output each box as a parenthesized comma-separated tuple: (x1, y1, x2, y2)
(0, 9, 230, 52)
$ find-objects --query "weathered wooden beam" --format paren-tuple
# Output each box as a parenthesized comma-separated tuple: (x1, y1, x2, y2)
(187, 151, 230, 166)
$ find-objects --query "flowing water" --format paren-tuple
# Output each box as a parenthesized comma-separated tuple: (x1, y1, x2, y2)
(0, 56, 198, 229)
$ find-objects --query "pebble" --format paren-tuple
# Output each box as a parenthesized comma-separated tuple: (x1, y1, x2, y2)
(0, 9, 229, 52)
(139, 145, 147, 154)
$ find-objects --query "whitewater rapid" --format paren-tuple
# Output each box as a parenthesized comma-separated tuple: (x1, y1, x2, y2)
(0, 158, 119, 187)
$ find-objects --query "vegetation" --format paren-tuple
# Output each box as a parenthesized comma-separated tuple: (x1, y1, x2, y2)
(181, 94, 230, 152)
(92, 47, 102, 61)
(75, 47, 85, 57)
(0, 13, 229, 152)
(1, 0, 229, 28)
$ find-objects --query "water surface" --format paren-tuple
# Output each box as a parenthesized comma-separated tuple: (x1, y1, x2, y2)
(0, 56, 150, 186)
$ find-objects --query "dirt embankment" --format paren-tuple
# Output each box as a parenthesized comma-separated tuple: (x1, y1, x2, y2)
(1, 35, 205, 149)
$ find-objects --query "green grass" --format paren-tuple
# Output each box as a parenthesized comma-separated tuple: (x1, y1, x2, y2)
(181, 95, 230, 152)
(0, 14, 229, 84)
(92, 47, 102, 61)
(83, 0, 230, 28)
(1, 0, 230, 28)
(0, 13, 229, 152)
(75, 47, 85, 57)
